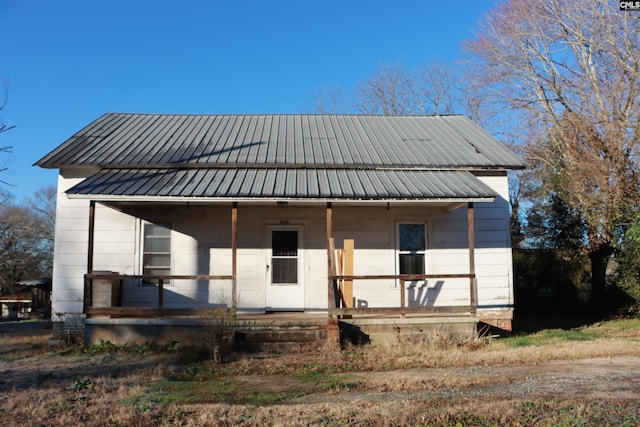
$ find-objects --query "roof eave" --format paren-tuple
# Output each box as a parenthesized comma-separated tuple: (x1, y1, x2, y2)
(65, 194, 495, 204)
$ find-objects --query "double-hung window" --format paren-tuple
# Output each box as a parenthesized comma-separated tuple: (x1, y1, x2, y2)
(398, 223, 426, 275)
(142, 223, 172, 284)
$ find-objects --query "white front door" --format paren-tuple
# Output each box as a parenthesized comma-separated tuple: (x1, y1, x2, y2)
(265, 225, 305, 311)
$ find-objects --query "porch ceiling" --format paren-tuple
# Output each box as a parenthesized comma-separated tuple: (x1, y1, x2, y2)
(65, 167, 497, 203)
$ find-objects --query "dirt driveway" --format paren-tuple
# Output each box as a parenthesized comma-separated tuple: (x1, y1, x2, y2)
(288, 355, 640, 405)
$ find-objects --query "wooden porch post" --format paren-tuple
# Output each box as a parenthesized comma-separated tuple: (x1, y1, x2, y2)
(86, 200, 96, 311)
(468, 202, 478, 313)
(88, 200, 96, 274)
(158, 279, 164, 309)
(231, 202, 238, 314)
(326, 202, 335, 313)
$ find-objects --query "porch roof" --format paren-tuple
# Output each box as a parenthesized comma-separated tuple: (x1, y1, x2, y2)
(66, 167, 497, 202)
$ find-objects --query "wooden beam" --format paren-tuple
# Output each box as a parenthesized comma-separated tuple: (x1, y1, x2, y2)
(86, 274, 234, 281)
(329, 237, 339, 308)
(86, 201, 96, 314)
(330, 273, 474, 281)
(329, 306, 475, 316)
(84, 275, 90, 314)
(86, 307, 233, 318)
(337, 248, 344, 305)
(232, 202, 238, 313)
(326, 202, 335, 312)
(158, 278, 164, 310)
(87, 200, 96, 274)
(343, 239, 354, 309)
(468, 202, 478, 313)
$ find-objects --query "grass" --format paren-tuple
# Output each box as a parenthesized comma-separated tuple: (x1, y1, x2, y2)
(1, 317, 640, 426)
(499, 317, 640, 348)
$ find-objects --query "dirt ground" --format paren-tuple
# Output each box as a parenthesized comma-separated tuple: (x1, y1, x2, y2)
(1, 319, 639, 403)
(292, 356, 640, 404)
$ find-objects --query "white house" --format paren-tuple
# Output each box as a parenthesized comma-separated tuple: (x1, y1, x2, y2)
(36, 114, 524, 343)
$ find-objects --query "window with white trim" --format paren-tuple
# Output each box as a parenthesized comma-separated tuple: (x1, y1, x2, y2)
(397, 223, 426, 275)
(142, 223, 171, 284)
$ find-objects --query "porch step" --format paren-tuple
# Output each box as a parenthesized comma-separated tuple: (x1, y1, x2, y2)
(232, 327, 328, 353)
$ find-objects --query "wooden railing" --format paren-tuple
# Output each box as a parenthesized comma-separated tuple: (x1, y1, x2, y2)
(328, 273, 477, 317)
(84, 273, 235, 318)
(328, 237, 478, 318)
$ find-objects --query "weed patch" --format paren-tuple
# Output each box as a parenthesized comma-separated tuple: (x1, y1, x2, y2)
(66, 378, 94, 392)
(85, 339, 125, 355)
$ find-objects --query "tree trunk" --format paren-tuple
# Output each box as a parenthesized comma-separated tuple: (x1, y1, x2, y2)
(589, 243, 613, 315)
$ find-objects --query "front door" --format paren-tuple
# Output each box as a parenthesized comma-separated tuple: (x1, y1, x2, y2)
(265, 225, 304, 311)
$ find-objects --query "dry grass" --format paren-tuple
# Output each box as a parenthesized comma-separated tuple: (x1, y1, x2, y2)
(1, 318, 640, 426)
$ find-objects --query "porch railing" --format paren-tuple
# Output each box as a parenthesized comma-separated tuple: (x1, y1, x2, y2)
(84, 273, 235, 318)
(328, 273, 477, 318)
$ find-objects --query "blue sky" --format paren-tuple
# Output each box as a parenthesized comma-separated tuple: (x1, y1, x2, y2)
(0, 0, 496, 202)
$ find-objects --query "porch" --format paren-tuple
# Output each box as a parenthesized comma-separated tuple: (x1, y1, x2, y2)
(80, 201, 481, 348)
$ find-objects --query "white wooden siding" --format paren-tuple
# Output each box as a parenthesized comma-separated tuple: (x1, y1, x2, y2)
(51, 172, 514, 318)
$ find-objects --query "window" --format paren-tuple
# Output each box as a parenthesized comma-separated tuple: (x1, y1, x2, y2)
(271, 230, 298, 284)
(398, 223, 426, 275)
(142, 223, 171, 284)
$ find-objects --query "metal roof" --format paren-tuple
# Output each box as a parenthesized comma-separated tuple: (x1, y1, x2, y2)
(36, 113, 525, 170)
(66, 168, 497, 201)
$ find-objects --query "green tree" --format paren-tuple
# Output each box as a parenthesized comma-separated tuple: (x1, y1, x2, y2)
(611, 216, 640, 315)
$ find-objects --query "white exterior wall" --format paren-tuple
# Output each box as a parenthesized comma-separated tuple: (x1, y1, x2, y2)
(427, 174, 513, 314)
(51, 170, 137, 322)
(51, 172, 513, 320)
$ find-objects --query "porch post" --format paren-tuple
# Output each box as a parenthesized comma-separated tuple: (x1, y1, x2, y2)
(87, 200, 96, 274)
(326, 202, 335, 313)
(231, 202, 238, 314)
(86, 200, 96, 311)
(468, 202, 478, 313)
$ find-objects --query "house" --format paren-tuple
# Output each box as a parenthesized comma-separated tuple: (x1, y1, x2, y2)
(0, 292, 33, 320)
(36, 113, 524, 345)
(15, 278, 52, 319)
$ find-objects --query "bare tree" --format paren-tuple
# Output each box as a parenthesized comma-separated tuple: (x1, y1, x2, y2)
(464, 0, 640, 309)
(0, 80, 14, 194)
(353, 61, 462, 115)
(412, 62, 459, 115)
(307, 84, 346, 114)
(0, 187, 56, 295)
(308, 61, 471, 117)
(26, 185, 56, 243)
(354, 61, 415, 114)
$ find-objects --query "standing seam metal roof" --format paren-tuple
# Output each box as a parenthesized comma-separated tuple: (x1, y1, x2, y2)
(65, 168, 498, 200)
(37, 113, 525, 201)
(36, 113, 525, 169)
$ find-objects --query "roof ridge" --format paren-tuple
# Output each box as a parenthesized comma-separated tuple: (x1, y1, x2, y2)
(103, 112, 467, 118)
